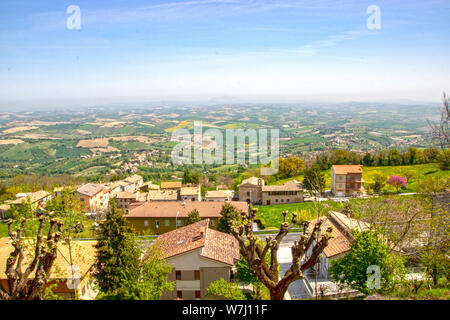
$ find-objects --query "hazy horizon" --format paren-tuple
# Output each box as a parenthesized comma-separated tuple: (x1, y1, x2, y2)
(1, 0, 449, 109)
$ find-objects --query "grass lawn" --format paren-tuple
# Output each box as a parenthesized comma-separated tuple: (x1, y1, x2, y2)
(254, 200, 346, 229)
(0, 221, 8, 238)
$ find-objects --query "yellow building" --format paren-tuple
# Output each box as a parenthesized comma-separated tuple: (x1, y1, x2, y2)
(76, 183, 109, 212)
(125, 201, 249, 235)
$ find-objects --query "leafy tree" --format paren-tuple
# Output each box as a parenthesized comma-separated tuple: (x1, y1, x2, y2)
(205, 278, 246, 300)
(217, 203, 240, 234)
(417, 175, 450, 195)
(386, 175, 407, 193)
(329, 230, 406, 294)
(276, 157, 304, 179)
(235, 252, 273, 300)
(182, 168, 200, 184)
(437, 148, 450, 170)
(370, 172, 387, 193)
(95, 200, 136, 293)
(102, 239, 174, 300)
(186, 209, 201, 225)
(423, 147, 440, 163)
(302, 166, 326, 194)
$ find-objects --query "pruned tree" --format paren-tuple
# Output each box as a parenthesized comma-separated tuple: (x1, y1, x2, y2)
(0, 216, 63, 300)
(230, 208, 332, 300)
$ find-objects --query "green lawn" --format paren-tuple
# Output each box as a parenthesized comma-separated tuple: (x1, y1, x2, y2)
(0, 221, 8, 238)
(254, 200, 346, 229)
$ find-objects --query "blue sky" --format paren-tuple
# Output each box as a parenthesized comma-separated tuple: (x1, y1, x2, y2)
(0, 0, 449, 108)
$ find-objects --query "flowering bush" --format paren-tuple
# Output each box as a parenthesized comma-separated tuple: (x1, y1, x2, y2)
(386, 175, 407, 193)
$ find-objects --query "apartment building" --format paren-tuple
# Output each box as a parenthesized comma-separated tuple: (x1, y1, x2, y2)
(156, 219, 239, 300)
(331, 165, 364, 197)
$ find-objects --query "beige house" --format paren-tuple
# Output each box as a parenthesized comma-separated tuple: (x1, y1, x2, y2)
(76, 184, 109, 212)
(238, 177, 264, 205)
(331, 165, 364, 197)
(261, 180, 303, 205)
(180, 186, 201, 202)
(147, 189, 179, 202)
(124, 174, 144, 189)
(205, 190, 234, 202)
(12, 191, 52, 210)
(0, 205, 10, 219)
(156, 219, 240, 300)
(111, 191, 140, 214)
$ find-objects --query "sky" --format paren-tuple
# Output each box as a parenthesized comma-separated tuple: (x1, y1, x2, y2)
(0, 0, 449, 109)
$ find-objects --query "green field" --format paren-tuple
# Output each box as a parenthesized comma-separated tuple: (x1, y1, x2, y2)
(254, 200, 346, 229)
(270, 163, 449, 193)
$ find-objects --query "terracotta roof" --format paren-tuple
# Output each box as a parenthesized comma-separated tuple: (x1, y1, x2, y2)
(76, 184, 105, 197)
(157, 219, 239, 265)
(13, 191, 50, 204)
(126, 201, 249, 218)
(147, 190, 179, 201)
(180, 186, 200, 196)
(161, 181, 182, 189)
(111, 191, 137, 199)
(0, 239, 97, 280)
(332, 165, 363, 175)
(238, 177, 265, 186)
(125, 174, 143, 184)
(262, 180, 302, 192)
(205, 190, 234, 198)
(308, 211, 370, 258)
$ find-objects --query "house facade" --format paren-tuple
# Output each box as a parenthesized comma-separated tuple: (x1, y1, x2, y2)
(125, 201, 249, 234)
(261, 180, 303, 205)
(156, 219, 240, 300)
(331, 165, 364, 197)
(76, 183, 109, 212)
(238, 177, 265, 205)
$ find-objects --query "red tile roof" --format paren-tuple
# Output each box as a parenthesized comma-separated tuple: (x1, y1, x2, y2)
(332, 165, 363, 175)
(126, 201, 249, 218)
(157, 219, 239, 265)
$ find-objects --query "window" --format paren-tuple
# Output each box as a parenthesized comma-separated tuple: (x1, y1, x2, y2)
(155, 220, 159, 229)
(194, 270, 200, 280)
(275, 199, 278, 202)
(165, 219, 170, 227)
(287, 199, 290, 202)
(281, 199, 284, 202)
(246, 191, 250, 196)
(177, 291, 182, 299)
(177, 220, 183, 227)
(144, 220, 149, 227)
(195, 290, 201, 299)
(176, 271, 181, 280)
(209, 220, 215, 227)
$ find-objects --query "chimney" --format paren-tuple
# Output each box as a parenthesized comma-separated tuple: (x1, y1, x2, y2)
(199, 226, 205, 236)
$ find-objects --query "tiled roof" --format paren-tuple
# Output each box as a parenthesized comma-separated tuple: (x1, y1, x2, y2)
(0, 239, 97, 280)
(111, 191, 137, 199)
(125, 174, 143, 184)
(180, 186, 200, 196)
(308, 211, 370, 258)
(147, 190, 179, 201)
(13, 191, 50, 204)
(238, 177, 265, 186)
(156, 219, 239, 265)
(205, 190, 234, 198)
(332, 165, 363, 175)
(161, 181, 182, 189)
(126, 201, 249, 218)
(76, 184, 105, 197)
(262, 180, 302, 192)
